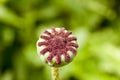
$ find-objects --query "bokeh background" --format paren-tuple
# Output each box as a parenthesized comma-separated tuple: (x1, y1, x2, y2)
(0, 0, 120, 80)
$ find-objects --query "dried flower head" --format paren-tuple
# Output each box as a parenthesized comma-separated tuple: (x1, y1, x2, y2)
(37, 27, 79, 67)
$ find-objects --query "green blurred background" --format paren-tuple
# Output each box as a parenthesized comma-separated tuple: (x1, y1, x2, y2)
(0, 0, 120, 80)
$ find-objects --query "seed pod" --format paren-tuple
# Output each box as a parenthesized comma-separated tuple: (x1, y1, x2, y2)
(36, 27, 79, 67)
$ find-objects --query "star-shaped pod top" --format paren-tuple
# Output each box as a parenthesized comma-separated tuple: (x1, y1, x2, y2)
(37, 27, 79, 67)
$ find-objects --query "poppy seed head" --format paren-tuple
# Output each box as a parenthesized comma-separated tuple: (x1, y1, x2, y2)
(37, 27, 79, 67)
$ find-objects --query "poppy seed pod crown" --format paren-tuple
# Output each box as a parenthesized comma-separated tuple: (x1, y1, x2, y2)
(36, 27, 79, 67)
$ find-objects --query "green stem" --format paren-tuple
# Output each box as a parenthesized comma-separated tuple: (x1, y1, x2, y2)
(51, 67, 60, 80)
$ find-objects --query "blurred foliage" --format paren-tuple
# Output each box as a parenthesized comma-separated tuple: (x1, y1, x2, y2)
(0, 0, 120, 80)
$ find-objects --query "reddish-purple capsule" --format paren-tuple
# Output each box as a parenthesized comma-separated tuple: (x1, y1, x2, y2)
(36, 27, 79, 67)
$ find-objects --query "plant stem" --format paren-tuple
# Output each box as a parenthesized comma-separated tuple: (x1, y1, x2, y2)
(51, 67, 59, 80)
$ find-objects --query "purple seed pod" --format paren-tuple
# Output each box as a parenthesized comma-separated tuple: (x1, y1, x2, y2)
(36, 27, 79, 67)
